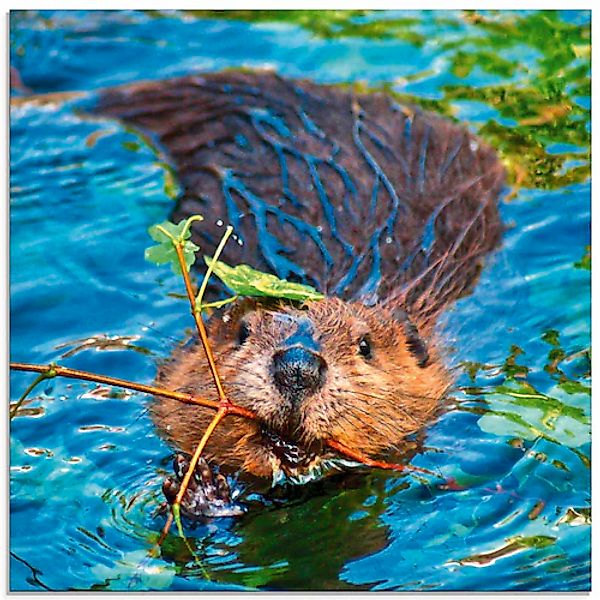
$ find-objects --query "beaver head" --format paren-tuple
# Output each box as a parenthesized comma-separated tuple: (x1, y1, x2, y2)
(154, 298, 449, 485)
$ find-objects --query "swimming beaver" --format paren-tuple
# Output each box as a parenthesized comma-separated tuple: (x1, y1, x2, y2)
(97, 70, 504, 518)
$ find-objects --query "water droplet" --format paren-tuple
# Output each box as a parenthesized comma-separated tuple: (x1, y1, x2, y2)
(385, 236, 392, 244)
(216, 219, 223, 227)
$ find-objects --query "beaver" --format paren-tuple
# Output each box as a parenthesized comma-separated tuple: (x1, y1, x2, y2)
(97, 70, 504, 518)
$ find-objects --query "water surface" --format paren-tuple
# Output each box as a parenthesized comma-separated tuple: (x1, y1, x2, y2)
(10, 9, 590, 591)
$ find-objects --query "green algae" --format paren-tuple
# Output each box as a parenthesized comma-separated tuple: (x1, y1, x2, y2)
(462, 330, 590, 456)
(574, 246, 591, 271)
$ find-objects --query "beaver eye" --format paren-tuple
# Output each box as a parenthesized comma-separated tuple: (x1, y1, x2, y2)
(237, 321, 250, 346)
(358, 336, 372, 359)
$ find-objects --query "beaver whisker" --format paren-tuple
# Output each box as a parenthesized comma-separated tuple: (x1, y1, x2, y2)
(218, 363, 270, 378)
(295, 403, 370, 444)
(326, 392, 396, 429)
(322, 402, 406, 455)
(225, 367, 271, 382)
(339, 376, 445, 402)
(334, 405, 410, 443)
(227, 378, 271, 392)
(335, 388, 424, 428)
(225, 368, 271, 386)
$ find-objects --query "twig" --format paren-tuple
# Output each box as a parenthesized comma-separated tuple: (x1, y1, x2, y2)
(174, 242, 228, 404)
(10, 362, 440, 478)
(162, 406, 228, 542)
(10, 370, 54, 420)
(9, 362, 254, 420)
(10, 213, 448, 567)
(157, 225, 236, 545)
(326, 439, 438, 478)
(10, 362, 441, 477)
(195, 225, 233, 311)
(11, 216, 444, 551)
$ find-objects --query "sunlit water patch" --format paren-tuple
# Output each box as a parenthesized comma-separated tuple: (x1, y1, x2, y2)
(10, 9, 590, 591)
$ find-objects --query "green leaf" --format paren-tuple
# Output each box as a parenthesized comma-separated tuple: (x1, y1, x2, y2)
(145, 240, 199, 276)
(148, 221, 183, 243)
(145, 217, 202, 275)
(144, 242, 176, 265)
(205, 258, 324, 302)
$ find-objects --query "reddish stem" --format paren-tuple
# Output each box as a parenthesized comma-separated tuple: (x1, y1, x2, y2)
(326, 439, 438, 478)
(174, 243, 229, 404)
(10, 364, 441, 480)
(9, 362, 254, 420)
(159, 406, 229, 542)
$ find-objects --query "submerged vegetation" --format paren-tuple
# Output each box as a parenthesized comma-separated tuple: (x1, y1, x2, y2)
(461, 329, 590, 468)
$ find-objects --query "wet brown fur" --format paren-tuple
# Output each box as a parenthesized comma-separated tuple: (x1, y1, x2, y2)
(153, 298, 449, 479)
(96, 70, 505, 481)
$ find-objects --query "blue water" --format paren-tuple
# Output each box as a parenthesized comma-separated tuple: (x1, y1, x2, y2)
(10, 10, 590, 591)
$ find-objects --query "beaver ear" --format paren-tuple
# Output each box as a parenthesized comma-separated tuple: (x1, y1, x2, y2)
(391, 308, 430, 368)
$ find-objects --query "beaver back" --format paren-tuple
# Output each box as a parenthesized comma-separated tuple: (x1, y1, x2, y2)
(97, 70, 505, 325)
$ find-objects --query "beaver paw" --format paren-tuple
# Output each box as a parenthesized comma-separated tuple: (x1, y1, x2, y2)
(162, 454, 245, 520)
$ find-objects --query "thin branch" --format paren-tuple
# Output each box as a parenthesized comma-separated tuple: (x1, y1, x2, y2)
(11, 211, 448, 562)
(174, 242, 229, 404)
(162, 406, 229, 541)
(195, 225, 233, 310)
(326, 439, 438, 478)
(10, 362, 441, 479)
(9, 362, 254, 420)
(10, 371, 52, 420)
(157, 228, 239, 545)
(11, 361, 442, 478)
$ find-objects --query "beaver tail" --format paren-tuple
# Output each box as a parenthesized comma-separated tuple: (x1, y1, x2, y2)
(97, 70, 505, 327)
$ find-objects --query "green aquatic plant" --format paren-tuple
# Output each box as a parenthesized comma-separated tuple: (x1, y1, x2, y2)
(176, 10, 425, 45)
(461, 331, 590, 460)
(574, 245, 591, 271)
(145, 217, 202, 276)
(12, 10, 591, 195)
(144, 216, 323, 303)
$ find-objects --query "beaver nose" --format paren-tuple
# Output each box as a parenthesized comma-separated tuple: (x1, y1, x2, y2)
(272, 346, 327, 402)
